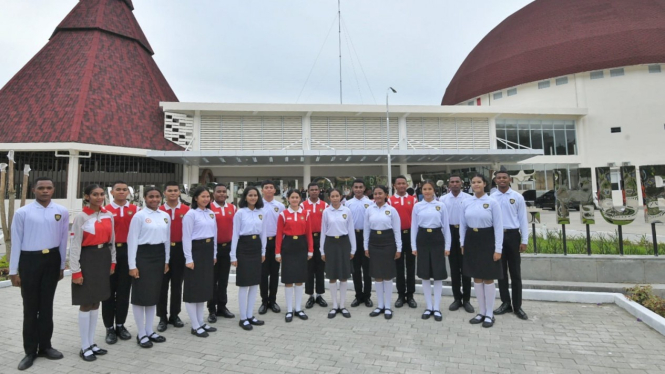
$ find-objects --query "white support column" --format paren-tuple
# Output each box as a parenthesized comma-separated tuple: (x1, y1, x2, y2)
(398, 114, 408, 150)
(303, 165, 311, 187)
(183, 165, 200, 186)
(303, 112, 312, 150)
(193, 110, 201, 151)
(489, 115, 498, 150)
(66, 150, 80, 213)
(399, 164, 407, 176)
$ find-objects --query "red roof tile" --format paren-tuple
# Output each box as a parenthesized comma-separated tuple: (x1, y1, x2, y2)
(442, 0, 665, 105)
(0, 0, 180, 150)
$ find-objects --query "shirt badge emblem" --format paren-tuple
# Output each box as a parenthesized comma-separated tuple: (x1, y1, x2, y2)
(55, 214, 62, 221)
(128, 211, 133, 215)
(274, 207, 279, 212)
(483, 204, 489, 209)
(407, 201, 411, 205)
(385, 211, 390, 216)
(259, 215, 263, 220)
(364, 204, 369, 208)
(179, 214, 184, 218)
(510, 199, 515, 204)
(436, 206, 441, 211)
(146, 218, 152, 223)
(164, 218, 168, 223)
(342, 214, 347, 219)
(209, 213, 214, 218)
(319, 209, 323, 212)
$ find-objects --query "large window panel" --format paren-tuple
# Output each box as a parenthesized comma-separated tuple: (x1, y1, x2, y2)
(530, 125, 543, 150)
(495, 119, 577, 155)
(542, 124, 555, 155)
(566, 128, 576, 155)
(518, 128, 531, 148)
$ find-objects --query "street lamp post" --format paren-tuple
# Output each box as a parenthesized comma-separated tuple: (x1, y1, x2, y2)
(386, 87, 397, 193)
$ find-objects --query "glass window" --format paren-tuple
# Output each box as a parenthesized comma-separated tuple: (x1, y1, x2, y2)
(507, 88, 517, 96)
(518, 128, 531, 148)
(554, 128, 567, 155)
(496, 128, 507, 149)
(649, 65, 661, 73)
(610, 68, 624, 77)
(566, 129, 576, 155)
(467, 100, 474, 106)
(556, 77, 568, 85)
(538, 80, 551, 89)
(493, 92, 503, 100)
(505, 128, 518, 149)
(531, 126, 543, 150)
(590, 71, 604, 80)
(542, 124, 555, 155)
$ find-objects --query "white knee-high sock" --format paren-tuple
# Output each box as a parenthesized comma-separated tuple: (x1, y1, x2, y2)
(433, 281, 443, 311)
(145, 305, 156, 335)
(197, 302, 205, 326)
(330, 283, 338, 309)
(375, 281, 384, 309)
(185, 302, 200, 329)
(474, 282, 486, 316)
(78, 311, 91, 351)
(88, 309, 99, 346)
(294, 285, 304, 312)
(422, 280, 433, 310)
(383, 280, 393, 309)
(238, 287, 249, 320)
(484, 283, 497, 318)
(133, 305, 146, 338)
(339, 282, 348, 309)
(247, 285, 259, 318)
(285, 287, 294, 313)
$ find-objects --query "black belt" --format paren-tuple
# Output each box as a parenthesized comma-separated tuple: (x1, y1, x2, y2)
(468, 227, 493, 233)
(313, 232, 320, 237)
(355, 229, 362, 233)
(240, 235, 259, 240)
(418, 227, 441, 233)
(218, 242, 231, 246)
(401, 229, 410, 234)
(326, 235, 348, 239)
(116, 242, 127, 248)
(83, 243, 110, 249)
(21, 246, 59, 256)
(449, 224, 460, 229)
(170, 241, 182, 247)
(504, 228, 520, 233)
(371, 229, 393, 235)
(193, 237, 214, 244)
(268, 236, 275, 240)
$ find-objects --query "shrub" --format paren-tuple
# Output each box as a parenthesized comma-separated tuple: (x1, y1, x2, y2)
(625, 285, 665, 318)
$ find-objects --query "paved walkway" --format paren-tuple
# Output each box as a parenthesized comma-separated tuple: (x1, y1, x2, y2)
(1, 283, 664, 374)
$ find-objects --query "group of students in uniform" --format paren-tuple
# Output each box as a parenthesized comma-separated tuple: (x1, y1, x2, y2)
(8, 169, 529, 371)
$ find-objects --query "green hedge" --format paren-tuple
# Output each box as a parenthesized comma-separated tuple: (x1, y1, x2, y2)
(526, 230, 664, 255)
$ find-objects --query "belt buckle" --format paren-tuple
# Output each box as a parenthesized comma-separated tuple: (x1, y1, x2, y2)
(427, 228, 433, 233)
(97, 244, 104, 248)
(377, 230, 382, 235)
(293, 236, 299, 239)
(252, 235, 257, 239)
(206, 238, 211, 243)
(171, 242, 176, 247)
(42, 249, 50, 254)
(116, 243, 123, 247)
(454, 225, 459, 228)
(222, 243, 228, 246)
(355, 229, 360, 233)
(403, 229, 408, 234)
(334, 236, 339, 239)
(313, 233, 319, 237)
(473, 228, 479, 232)
(268, 237, 274, 240)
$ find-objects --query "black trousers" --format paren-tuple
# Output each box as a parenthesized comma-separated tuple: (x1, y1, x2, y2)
(19, 248, 61, 355)
(260, 238, 280, 304)
(449, 226, 471, 302)
(306, 233, 325, 295)
(352, 231, 371, 300)
(208, 243, 231, 313)
(395, 230, 415, 300)
(499, 230, 523, 310)
(102, 244, 132, 328)
(157, 242, 185, 319)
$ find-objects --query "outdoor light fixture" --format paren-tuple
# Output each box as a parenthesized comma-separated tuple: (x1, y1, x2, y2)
(201, 157, 209, 163)
(219, 157, 226, 163)
(386, 87, 397, 191)
(269, 157, 273, 163)
(236, 157, 242, 163)
(252, 157, 257, 163)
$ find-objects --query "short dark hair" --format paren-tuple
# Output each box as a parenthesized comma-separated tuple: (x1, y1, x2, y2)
(191, 186, 211, 209)
(352, 178, 365, 186)
(143, 186, 162, 198)
(494, 169, 510, 177)
(262, 180, 276, 188)
(239, 186, 264, 209)
(34, 176, 54, 184)
(307, 182, 319, 189)
(214, 183, 228, 191)
(111, 180, 128, 189)
(164, 181, 179, 189)
(449, 174, 462, 181)
(394, 175, 407, 183)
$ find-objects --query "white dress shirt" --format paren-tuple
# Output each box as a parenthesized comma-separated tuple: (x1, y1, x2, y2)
(410, 199, 451, 251)
(346, 196, 372, 230)
(440, 191, 469, 225)
(231, 207, 268, 262)
(9, 201, 69, 275)
(363, 203, 402, 252)
(262, 198, 285, 237)
(127, 208, 171, 269)
(459, 194, 504, 253)
(182, 207, 218, 263)
(320, 205, 356, 255)
(490, 188, 529, 244)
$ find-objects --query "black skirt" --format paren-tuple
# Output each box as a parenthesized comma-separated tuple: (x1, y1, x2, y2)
(416, 227, 448, 281)
(131, 244, 165, 306)
(281, 235, 308, 284)
(324, 235, 351, 280)
(368, 229, 397, 279)
(72, 244, 112, 305)
(183, 238, 214, 303)
(236, 235, 262, 287)
(463, 227, 503, 280)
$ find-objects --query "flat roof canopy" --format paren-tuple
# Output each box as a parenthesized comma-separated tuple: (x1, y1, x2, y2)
(147, 149, 543, 166)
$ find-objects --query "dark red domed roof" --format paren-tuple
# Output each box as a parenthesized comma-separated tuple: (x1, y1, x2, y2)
(442, 0, 665, 105)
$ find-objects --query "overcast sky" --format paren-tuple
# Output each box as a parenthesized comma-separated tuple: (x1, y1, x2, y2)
(0, 0, 533, 106)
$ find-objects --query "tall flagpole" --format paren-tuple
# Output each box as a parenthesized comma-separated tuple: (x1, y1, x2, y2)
(338, 0, 342, 104)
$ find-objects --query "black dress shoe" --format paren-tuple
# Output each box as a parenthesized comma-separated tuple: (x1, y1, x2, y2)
(105, 327, 117, 345)
(148, 333, 166, 343)
(482, 316, 496, 328)
(157, 318, 168, 332)
(364, 298, 373, 308)
(208, 313, 217, 323)
(90, 344, 108, 355)
(515, 308, 529, 320)
(248, 316, 265, 326)
(327, 309, 337, 319)
(190, 328, 209, 338)
(137, 336, 154, 348)
(169, 316, 185, 328)
(350, 298, 361, 307)
(493, 302, 513, 315)
(384, 309, 393, 320)
(116, 325, 131, 340)
(406, 298, 417, 308)
(202, 324, 217, 332)
(295, 310, 308, 320)
(433, 310, 443, 322)
(369, 308, 384, 317)
(315, 295, 328, 307)
(421, 309, 432, 320)
(469, 314, 485, 325)
(258, 303, 268, 315)
(239, 320, 253, 331)
(270, 302, 281, 313)
(395, 298, 405, 308)
(305, 296, 316, 309)
(463, 302, 475, 313)
(18, 353, 36, 370)
(218, 307, 235, 319)
(448, 300, 462, 311)
(79, 348, 96, 362)
(285, 312, 293, 322)
(340, 308, 351, 318)
(37, 347, 64, 360)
